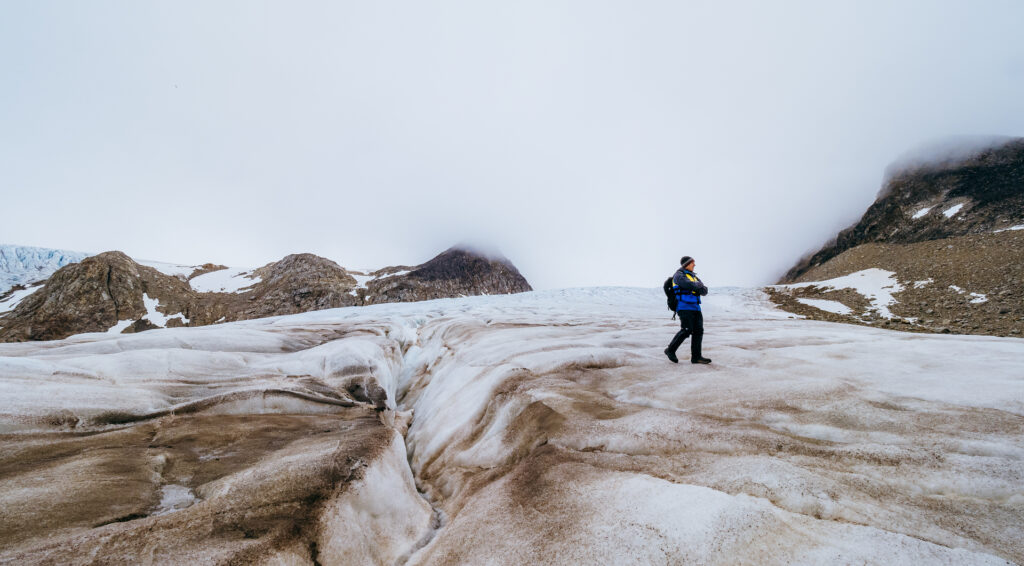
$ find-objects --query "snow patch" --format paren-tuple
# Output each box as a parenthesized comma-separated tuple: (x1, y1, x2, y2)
(348, 269, 412, 296)
(943, 203, 965, 218)
(949, 285, 987, 303)
(795, 298, 853, 315)
(911, 207, 932, 220)
(912, 278, 933, 289)
(994, 224, 1024, 233)
(153, 484, 198, 516)
(350, 272, 374, 288)
(106, 320, 134, 334)
(779, 269, 904, 319)
(142, 293, 190, 327)
(0, 283, 43, 314)
(138, 260, 196, 280)
(189, 268, 260, 293)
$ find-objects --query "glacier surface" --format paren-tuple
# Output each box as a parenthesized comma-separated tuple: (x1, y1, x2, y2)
(0, 287, 1021, 564)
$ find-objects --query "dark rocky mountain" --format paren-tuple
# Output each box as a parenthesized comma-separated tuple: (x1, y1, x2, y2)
(0, 246, 532, 342)
(771, 138, 1024, 337)
(359, 247, 532, 304)
(783, 138, 1024, 282)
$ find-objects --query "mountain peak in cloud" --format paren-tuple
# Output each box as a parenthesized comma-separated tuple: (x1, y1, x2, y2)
(882, 135, 1019, 186)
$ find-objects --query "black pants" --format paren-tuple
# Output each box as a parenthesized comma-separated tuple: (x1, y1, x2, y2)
(667, 310, 704, 360)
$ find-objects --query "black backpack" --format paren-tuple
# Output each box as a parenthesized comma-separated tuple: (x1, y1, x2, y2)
(663, 277, 678, 318)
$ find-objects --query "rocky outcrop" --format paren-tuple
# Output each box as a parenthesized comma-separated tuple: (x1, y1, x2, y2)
(0, 252, 202, 341)
(237, 253, 361, 319)
(0, 246, 532, 342)
(772, 138, 1024, 337)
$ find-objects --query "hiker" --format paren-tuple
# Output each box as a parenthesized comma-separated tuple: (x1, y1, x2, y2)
(665, 256, 712, 364)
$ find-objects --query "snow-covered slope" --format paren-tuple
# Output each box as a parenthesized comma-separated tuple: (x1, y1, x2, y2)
(1, 288, 1021, 564)
(0, 244, 90, 293)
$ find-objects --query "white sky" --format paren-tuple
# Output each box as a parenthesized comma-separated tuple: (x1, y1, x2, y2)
(2, 1, 1023, 289)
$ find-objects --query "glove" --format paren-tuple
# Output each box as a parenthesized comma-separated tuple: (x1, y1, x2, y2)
(699, 284, 709, 296)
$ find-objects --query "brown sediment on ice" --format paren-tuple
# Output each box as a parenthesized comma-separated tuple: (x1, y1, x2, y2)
(0, 409, 433, 565)
(0, 316, 434, 564)
(399, 317, 1024, 565)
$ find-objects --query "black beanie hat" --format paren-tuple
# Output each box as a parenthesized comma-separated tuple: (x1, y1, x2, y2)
(680, 256, 694, 268)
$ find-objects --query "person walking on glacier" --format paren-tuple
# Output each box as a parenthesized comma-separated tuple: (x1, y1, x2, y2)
(665, 256, 712, 364)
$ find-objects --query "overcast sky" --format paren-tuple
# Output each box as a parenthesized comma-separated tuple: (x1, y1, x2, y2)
(2, 1, 1023, 288)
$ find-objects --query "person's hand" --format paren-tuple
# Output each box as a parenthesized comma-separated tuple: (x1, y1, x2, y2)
(699, 285, 709, 296)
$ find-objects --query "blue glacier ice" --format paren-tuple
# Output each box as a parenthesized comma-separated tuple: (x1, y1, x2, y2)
(0, 244, 92, 294)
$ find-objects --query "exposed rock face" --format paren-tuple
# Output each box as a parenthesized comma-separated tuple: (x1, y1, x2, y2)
(0, 247, 532, 342)
(773, 139, 1024, 337)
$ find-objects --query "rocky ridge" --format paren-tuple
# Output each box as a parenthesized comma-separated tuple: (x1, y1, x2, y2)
(0, 246, 532, 342)
(772, 138, 1024, 337)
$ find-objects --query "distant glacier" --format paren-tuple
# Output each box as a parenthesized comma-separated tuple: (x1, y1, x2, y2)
(0, 244, 91, 293)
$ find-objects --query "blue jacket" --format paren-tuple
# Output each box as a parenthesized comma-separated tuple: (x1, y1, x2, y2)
(673, 268, 707, 312)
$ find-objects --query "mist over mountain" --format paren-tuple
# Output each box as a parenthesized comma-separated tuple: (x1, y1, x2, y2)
(772, 138, 1024, 337)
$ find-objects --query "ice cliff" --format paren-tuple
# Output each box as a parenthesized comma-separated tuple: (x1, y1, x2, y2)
(0, 244, 90, 293)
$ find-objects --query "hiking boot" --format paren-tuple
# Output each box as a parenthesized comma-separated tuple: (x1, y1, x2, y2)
(664, 348, 679, 363)
(691, 357, 712, 364)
